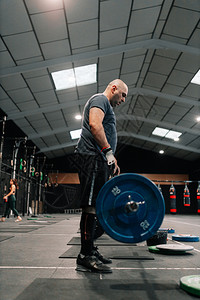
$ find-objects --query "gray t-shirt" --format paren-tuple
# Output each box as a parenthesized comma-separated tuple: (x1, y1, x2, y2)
(76, 93, 117, 155)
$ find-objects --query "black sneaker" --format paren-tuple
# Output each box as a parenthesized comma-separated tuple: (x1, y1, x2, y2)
(76, 253, 112, 273)
(92, 246, 112, 264)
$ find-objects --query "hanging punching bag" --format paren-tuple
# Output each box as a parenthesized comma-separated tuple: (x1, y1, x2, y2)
(169, 183, 176, 214)
(197, 182, 200, 214)
(183, 183, 190, 207)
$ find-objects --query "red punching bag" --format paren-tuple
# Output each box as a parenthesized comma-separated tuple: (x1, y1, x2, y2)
(197, 182, 200, 214)
(183, 183, 190, 207)
(169, 183, 176, 213)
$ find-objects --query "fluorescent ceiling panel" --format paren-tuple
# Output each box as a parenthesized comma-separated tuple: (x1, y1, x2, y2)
(52, 69, 75, 90)
(52, 64, 97, 90)
(75, 64, 97, 86)
(165, 130, 182, 140)
(152, 127, 182, 141)
(191, 69, 200, 85)
(70, 129, 82, 140)
(152, 127, 169, 137)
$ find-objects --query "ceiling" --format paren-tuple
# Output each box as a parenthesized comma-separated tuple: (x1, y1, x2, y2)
(0, 0, 200, 161)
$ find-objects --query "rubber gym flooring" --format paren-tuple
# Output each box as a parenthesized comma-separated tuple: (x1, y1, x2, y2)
(0, 214, 199, 300)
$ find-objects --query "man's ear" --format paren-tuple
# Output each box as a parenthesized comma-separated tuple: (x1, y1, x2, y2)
(111, 84, 117, 94)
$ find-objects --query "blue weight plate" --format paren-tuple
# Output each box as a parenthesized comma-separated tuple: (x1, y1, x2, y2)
(159, 228, 175, 233)
(96, 173, 165, 243)
(172, 234, 199, 242)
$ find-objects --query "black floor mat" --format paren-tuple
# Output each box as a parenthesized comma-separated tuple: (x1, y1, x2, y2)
(19, 221, 57, 225)
(0, 227, 43, 233)
(59, 245, 154, 260)
(0, 235, 14, 242)
(67, 236, 137, 246)
(14, 278, 187, 300)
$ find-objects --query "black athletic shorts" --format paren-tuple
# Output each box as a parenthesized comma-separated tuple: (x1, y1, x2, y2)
(76, 153, 110, 208)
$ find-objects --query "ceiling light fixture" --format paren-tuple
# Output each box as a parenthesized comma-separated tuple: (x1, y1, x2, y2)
(196, 116, 200, 122)
(152, 127, 169, 137)
(75, 115, 82, 120)
(70, 129, 82, 140)
(152, 127, 182, 141)
(52, 69, 76, 90)
(159, 150, 164, 154)
(51, 64, 97, 91)
(191, 69, 200, 85)
(173, 137, 180, 142)
(165, 130, 182, 140)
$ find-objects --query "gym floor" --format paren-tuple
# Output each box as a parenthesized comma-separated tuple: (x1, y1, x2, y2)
(0, 214, 199, 300)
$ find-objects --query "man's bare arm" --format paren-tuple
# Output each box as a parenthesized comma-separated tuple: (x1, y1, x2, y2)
(89, 107, 110, 149)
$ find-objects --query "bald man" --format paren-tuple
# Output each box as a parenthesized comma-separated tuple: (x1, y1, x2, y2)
(75, 79, 128, 273)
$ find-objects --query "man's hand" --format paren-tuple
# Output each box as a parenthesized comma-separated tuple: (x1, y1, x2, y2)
(102, 147, 115, 165)
(113, 158, 120, 176)
(102, 147, 120, 177)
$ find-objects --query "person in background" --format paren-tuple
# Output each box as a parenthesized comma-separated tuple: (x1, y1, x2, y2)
(75, 79, 128, 273)
(1, 178, 22, 222)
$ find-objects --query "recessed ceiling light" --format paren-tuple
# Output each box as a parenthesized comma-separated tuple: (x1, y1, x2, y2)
(165, 130, 182, 140)
(70, 129, 82, 140)
(173, 137, 180, 142)
(159, 150, 164, 154)
(152, 127, 182, 141)
(51, 64, 97, 91)
(152, 127, 169, 137)
(75, 64, 97, 87)
(75, 115, 82, 120)
(52, 69, 76, 90)
(191, 69, 200, 85)
(197, 116, 200, 122)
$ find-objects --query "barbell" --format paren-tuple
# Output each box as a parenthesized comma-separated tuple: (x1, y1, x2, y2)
(96, 173, 165, 243)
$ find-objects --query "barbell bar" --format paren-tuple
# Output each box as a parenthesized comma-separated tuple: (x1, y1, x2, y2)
(96, 173, 165, 243)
